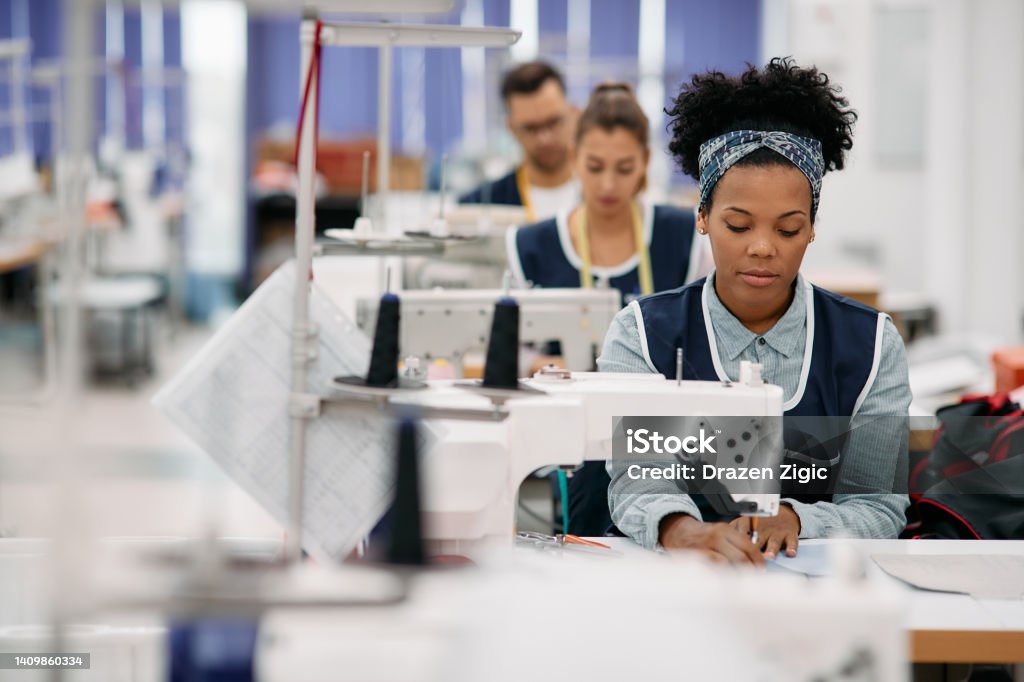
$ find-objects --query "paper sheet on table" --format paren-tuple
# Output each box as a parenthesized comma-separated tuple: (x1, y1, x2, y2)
(154, 261, 432, 561)
(766, 543, 831, 577)
(872, 555, 1024, 599)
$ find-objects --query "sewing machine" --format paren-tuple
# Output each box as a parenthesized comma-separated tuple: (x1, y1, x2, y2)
(355, 288, 622, 374)
(363, 368, 784, 554)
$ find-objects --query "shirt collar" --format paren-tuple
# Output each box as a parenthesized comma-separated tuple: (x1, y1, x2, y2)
(705, 271, 807, 360)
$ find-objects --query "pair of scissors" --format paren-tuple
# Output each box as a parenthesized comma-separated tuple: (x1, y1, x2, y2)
(515, 532, 611, 549)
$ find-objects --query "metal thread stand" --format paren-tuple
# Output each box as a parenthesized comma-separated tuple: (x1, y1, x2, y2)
(287, 16, 520, 563)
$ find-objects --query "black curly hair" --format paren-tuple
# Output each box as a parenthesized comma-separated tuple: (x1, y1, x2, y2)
(666, 57, 856, 218)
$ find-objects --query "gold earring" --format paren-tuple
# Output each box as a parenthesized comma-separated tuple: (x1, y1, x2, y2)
(698, 228, 707, 235)
(809, 233, 815, 243)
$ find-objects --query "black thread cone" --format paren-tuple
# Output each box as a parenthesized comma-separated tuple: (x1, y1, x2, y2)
(482, 297, 520, 389)
(387, 418, 425, 566)
(366, 293, 400, 387)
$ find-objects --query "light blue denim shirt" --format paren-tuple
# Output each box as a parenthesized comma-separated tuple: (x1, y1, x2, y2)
(600, 272, 912, 550)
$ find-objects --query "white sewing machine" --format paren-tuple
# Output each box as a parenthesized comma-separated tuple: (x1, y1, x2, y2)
(365, 368, 784, 554)
(355, 288, 621, 374)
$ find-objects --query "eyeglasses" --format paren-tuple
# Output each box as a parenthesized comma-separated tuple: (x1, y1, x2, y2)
(513, 114, 567, 139)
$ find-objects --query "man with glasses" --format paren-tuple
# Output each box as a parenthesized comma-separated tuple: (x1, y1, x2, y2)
(460, 61, 578, 222)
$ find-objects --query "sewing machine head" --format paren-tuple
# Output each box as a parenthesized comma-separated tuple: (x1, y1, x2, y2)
(356, 288, 622, 375)
(394, 370, 784, 554)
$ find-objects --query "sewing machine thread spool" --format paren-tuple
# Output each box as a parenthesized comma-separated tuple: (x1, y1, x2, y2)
(387, 417, 425, 566)
(366, 292, 400, 387)
(482, 296, 520, 389)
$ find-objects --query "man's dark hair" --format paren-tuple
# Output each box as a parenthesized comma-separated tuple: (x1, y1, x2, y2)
(500, 61, 566, 102)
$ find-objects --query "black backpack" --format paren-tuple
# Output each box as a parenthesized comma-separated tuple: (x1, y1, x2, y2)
(906, 394, 1024, 539)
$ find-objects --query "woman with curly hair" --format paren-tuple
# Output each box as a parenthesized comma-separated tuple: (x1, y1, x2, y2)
(602, 58, 912, 564)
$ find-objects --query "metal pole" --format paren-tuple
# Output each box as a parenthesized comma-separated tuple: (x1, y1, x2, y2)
(376, 44, 392, 232)
(51, 4, 95, 677)
(377, 43, 393, 293)
(9, 45, 27, 154)
(287, 16, 320, 563)
(360, 150, 370, 218)
(60, 0, 90, 447)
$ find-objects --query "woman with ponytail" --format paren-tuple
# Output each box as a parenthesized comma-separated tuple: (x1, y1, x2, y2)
(507, 82, 708, 536)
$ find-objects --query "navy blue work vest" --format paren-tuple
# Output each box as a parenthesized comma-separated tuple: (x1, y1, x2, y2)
(508, 204, 698, 536)
(459, 169, 522, 206)
(510, 204, 697, 306)
(635, 276, 884, 512)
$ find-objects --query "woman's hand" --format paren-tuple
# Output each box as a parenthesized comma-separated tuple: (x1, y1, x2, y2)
(730, 505, 801, 560)
(658, 513, 764, 566)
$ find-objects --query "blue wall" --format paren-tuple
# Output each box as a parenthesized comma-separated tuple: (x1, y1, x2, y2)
(538, 0, 568, 38)
(0, 0, 183, 162)
(666, 0, 761, 81)
(3, 0, 66, 160)
(244, 0, 760, 186)
(246, 17, 300, 137)
(664, 0, 761, 183)
(245, 12, 465, 161)
(1, 0, 761, 178)
(162, 11, 183, 150)
(591, 0, 640, 60)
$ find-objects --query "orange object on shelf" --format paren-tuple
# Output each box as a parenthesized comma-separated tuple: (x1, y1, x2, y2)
(992, 347, 1024, 393)
(256, 136, 423, 195)
(85, 200, 121, 230)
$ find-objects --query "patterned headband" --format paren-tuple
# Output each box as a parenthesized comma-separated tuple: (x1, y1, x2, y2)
(698, 130, 825, 214)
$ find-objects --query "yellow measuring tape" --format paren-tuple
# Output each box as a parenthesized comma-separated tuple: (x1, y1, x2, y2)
(576, 202, 653, 296)
(515, 166, 536, 223)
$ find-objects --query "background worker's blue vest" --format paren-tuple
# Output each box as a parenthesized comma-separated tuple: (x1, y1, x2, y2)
(510, 205, 696, 536)
(459, 169, 522, 205)
(512, 205, 696, 306)
(635, 277, 884, 516)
